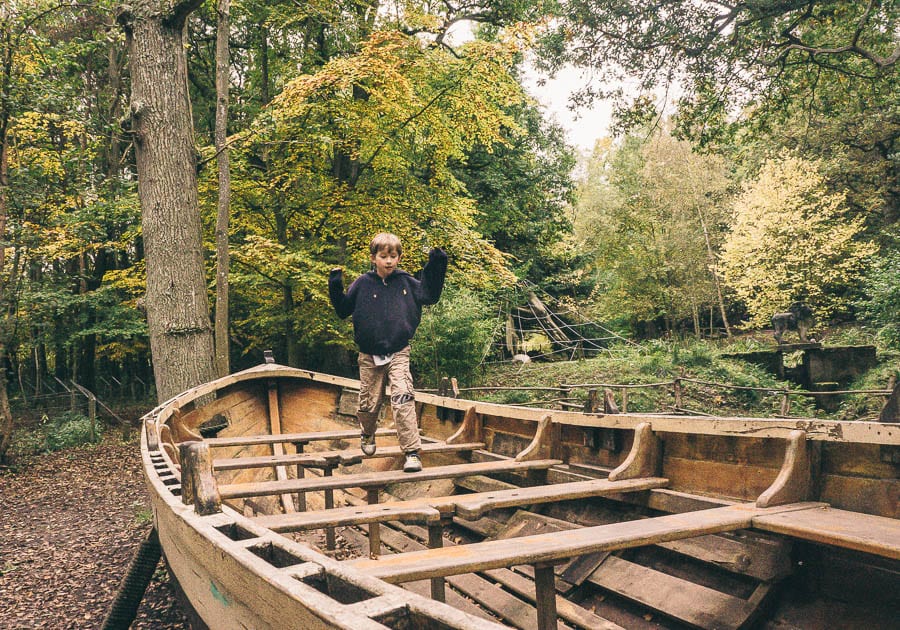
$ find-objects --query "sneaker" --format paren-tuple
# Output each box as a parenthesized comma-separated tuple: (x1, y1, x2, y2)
(403, 452, 422, 473)
(360, 433, 376, 456)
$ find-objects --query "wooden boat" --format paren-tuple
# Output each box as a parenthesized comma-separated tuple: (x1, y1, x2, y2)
(141, 360, 899, 630)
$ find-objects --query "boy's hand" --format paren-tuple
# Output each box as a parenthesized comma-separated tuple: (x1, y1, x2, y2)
(329, 268, 343, 283)
(428, 247, 447, 262)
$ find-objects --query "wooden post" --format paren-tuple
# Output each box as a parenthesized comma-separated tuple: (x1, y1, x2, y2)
(428, 523, 446, 603)
(323, 465, 336, 550)
(673, 378, 683, 410)
(179, 441, 221, 515)
(178, 441, 197, 506)
(620, 387, 628, 413)
(533, 562, 558, 630)
(145, 419, 159, 452)
(292, 441, 308, 512)
(88, 393, 97, 442)
(367, 487, 381, 559)
(584, 389, 600, 413)
(780, 392, 791, 416)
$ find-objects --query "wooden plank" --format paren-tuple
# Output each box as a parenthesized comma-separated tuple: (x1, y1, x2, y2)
(373, 522, 574, 630)
(482, 568, 625, 630)
(266, 380, 295, 513)
(586, 555, 759, 630)
(819, 474, 900, 519)
(453, 477, 668, 520)
(213, 441, 484, 471)
(752, 505, 900, 560)
(255, 499, 441, 532)
(348, 503, 823, 583)
(205, 428, 397, 448)
(253, 477, 669, 533)
(657, 531, 792, 581)
(220, 458, 562, 500)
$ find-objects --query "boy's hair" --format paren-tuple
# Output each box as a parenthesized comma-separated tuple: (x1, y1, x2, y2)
(369, 232, 402, 257)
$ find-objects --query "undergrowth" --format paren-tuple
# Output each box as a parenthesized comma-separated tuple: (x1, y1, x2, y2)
(475, 333, 895, 420)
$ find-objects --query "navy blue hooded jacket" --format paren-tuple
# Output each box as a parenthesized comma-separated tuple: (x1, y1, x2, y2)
(329, 248, 447, 355)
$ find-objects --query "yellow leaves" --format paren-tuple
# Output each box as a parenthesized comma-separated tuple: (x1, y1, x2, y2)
(721, 151, 875, 326)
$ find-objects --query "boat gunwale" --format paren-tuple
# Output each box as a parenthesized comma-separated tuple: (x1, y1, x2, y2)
(145, 363, 900, 447)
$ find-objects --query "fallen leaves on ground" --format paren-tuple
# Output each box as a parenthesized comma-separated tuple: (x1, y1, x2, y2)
(0, 438, 189, 629)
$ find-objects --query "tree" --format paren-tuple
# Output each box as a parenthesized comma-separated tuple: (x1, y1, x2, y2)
(542, 1, 898, 131)
(575, 126, 733, 335)
(117, 0, 216, 402)
(720, 151, 876, 327)
(213, 0, 231, 377)
(452, 101, 577, 283)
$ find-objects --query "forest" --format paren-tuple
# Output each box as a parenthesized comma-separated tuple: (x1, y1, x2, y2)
(0, 1, 897, 461)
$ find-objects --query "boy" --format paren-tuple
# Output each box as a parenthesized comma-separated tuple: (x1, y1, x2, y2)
(329, 233, 447, 472)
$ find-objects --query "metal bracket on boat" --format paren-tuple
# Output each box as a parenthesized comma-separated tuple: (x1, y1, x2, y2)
(757, 430, 811, 508)
(608, 422, 661, 481)
(515, 414, 561, 462)
(446, 406, 483, 445)
(145, 419, 159, 452)
(179, 441, 222, 515)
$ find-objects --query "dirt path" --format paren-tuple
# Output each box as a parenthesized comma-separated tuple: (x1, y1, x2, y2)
(0, 438, 189, 629)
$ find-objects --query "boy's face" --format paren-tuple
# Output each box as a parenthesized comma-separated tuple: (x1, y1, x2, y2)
(371, 247, 400, 279)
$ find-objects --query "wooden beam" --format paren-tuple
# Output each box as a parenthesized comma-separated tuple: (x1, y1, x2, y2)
(179, 441, 221, 515)
(608, 422, 660, 481)
(253, 477, 668, 533)
(205, 428, 397, 448)
(145, 419, 159, 451)
(753, 505, 900, 560)
(212, 441, 484, 471)
(347, 502, 823, 583)
(266, 379, 295, 513)
(757, 430, 810, 508)
(515, 414, 559, 461)
(446, 406, 482, 445)
(219, 458, 562, 500)
(453, 476, 669, 520)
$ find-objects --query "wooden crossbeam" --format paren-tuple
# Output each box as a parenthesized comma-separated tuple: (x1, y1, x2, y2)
(219, 458, 562, 500)
(452, 476, 669, 520)
(752, 505, 900, 560)
(252, 476, 669, 533)
(212, 441, 484, 471)
(204, 427, 397, 448)
(347, 502, 824, 583)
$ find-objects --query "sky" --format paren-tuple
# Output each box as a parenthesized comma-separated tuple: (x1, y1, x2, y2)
(443, 21, 613, 157)
(519, 64, 614, 156)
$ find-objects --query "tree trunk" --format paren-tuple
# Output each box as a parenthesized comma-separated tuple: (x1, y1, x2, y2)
(696, 206, 732, 338)
(214, 0, 231, 377)
(119, 0, 215, 403)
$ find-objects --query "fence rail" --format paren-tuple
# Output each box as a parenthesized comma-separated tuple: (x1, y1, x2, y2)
(424, 374, 894, 419)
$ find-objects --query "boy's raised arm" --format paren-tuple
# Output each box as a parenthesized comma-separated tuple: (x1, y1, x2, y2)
(419, 248, 448, 305)
(328, 268, 354, 319)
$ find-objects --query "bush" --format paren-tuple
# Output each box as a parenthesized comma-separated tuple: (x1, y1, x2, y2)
(42, 412, 102, 451)
(857, 250, 900, 349)
(411, 287, 501, 388)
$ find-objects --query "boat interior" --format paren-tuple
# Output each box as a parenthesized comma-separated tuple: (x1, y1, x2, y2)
(144, 363, 900, 630)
